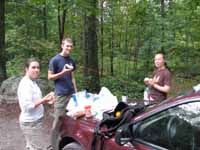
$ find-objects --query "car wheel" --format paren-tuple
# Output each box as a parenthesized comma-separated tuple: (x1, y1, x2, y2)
(62, 142, 83, 150)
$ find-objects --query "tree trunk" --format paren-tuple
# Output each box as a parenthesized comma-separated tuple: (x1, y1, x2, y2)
(58, 0, 67, 45)
(124, 16, 128, 76)
(133, 25, 141, 70)
(110, 4, 114, 76)
(160, 0, 165, 53)
(0, 0, 7, 84)
(110, 16, 114, 76)
(83, 0, 100, 93)
(100, 0, 104, 76)
(43, 0, 48, 39)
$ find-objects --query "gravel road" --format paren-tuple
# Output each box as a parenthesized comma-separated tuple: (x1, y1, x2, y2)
(0, 104, 53, 150)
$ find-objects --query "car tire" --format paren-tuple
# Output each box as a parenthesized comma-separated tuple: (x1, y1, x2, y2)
(62, 142, 83, 150)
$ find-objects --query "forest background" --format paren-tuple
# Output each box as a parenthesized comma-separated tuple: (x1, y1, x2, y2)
(0, 0, 200, 101)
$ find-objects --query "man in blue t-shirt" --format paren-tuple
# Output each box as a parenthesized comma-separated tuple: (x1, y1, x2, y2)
(48, 38, 77, 150)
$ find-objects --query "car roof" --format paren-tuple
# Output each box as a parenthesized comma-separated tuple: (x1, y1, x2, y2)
(133, 91, 200, 122)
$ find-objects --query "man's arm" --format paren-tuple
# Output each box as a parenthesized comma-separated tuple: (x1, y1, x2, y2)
(48, 65, 73, 81)
(71, 71, 77, 93)
(152, 83, 170, 93)
(146, 79, 170, 93)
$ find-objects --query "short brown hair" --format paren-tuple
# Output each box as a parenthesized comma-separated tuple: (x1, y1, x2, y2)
(61, 38, 73, 45)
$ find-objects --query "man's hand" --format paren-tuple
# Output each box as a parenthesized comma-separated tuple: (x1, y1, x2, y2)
(63, 64, 73, 73)
(65, 64, 74, 69)
(144, 77, 154, 86)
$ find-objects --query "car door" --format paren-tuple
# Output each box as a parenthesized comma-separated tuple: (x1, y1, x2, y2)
(132, 101, 200, 150)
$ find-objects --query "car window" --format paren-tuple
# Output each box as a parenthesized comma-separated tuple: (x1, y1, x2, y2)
(133, 101, 200, 150)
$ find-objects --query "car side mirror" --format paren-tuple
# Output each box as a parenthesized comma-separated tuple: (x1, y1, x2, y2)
(115, 124, 132, 146)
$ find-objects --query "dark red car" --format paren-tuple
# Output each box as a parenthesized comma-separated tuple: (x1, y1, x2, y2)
(57, 91, 200, 150)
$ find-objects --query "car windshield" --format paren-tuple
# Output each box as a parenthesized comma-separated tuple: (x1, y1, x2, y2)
(132, 101, 200, 150)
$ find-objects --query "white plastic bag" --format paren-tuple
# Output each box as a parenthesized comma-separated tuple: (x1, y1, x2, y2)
(193, 84, 200, 92)
(66, 87, 118, 120)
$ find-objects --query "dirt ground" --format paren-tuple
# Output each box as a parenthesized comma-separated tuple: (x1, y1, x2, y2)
(0, 104, 53, 150)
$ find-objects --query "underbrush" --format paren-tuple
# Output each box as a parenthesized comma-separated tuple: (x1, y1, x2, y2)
(170, 76, 197, 97)
(76, 73, 198, 102)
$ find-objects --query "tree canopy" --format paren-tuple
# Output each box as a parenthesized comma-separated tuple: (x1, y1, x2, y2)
(3, 0, 200, 99)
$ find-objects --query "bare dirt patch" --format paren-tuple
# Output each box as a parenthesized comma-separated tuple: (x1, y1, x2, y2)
(0, 104, 53, 150)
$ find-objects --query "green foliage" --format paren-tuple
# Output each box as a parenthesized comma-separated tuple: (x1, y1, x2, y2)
(100, 75, 144, 101)
(4, 0, 200, 99)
